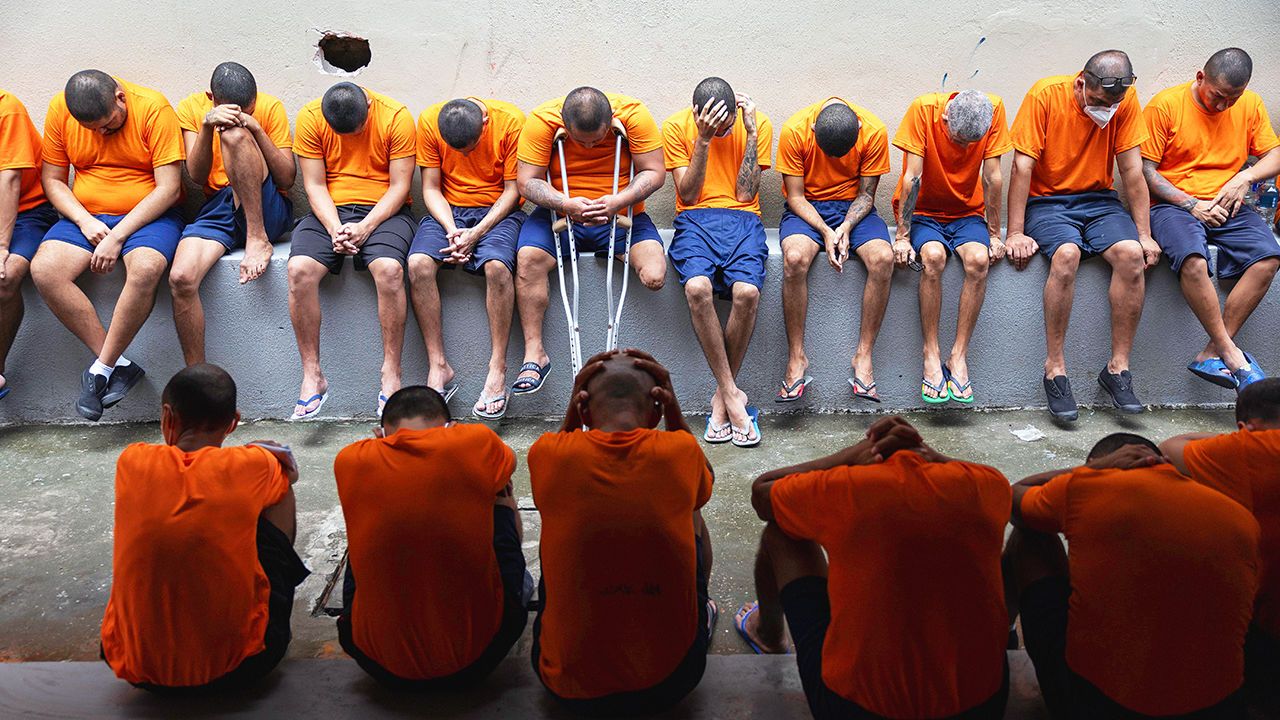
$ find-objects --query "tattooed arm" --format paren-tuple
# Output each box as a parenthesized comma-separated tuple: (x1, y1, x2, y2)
(734, 130, 761, 202)
(842, 175, 880, 231)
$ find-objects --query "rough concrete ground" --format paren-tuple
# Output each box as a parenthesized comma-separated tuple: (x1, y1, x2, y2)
(0, 407, 1237, 662)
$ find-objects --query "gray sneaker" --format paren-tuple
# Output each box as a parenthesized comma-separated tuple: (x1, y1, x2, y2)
(102, 363, 145, 408)
(1043, 375, 1078, 422)
(1098, 369, 1143, 414)
(76, 370, 108, 421)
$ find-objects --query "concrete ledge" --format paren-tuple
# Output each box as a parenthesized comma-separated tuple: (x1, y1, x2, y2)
(0, 653, 1047, 719)
(3, 229, 1278, 423)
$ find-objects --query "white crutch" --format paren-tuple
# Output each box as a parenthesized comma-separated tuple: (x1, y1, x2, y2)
(603, 118, 635, 352)
(547, 128, 583, 375)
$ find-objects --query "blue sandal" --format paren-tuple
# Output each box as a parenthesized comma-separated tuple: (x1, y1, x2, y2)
(511, 362, 551, 395)
(1187, 358, 1236, 389)
(943, 364, 974, 404)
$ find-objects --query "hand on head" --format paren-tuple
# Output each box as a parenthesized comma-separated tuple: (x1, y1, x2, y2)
(1085, 445, 1165, 471)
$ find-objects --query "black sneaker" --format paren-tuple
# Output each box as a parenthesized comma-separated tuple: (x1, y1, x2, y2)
(1098, 368, 1143, 414)
(102, 363, 145, 408)
(1043, 375, 1078, 422)
(77, 370, 109, 421)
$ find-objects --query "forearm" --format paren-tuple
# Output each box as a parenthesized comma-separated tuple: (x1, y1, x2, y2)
(982, 170, 1004, 236)
(786, 193, 827, 230)
(109, 183, 180, 239)
(522, 177, 568, 213)
(754, 438, 875, 484)
(254, 128, 296, 189)
(895, 174, 920, 234)
(1006, 163, 1032, 234)
(44, 175, 92, 224)
(186, 128, 215, 185)
(473, 185, 521, 235)
(1142, 160, 1196, 209)
(304, 184, 342, 234)
(423, 186, 457, 232)
(0, 174, 20, 250)
(1245, 148, 1280, 182)
(677, 140, 711, 204)
(734, 133, 760, 202)
(613, 168, 663, 208)
(360, 181, 410, 230)
(1121, 166, 1152, 236)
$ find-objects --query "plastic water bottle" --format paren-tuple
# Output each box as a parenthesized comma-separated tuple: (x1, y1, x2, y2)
(1258, 180, 1278, 222)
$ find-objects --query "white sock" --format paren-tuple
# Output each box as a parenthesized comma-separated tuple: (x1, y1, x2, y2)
(89, 360, 114, 379)
(114, 357, 132, 368)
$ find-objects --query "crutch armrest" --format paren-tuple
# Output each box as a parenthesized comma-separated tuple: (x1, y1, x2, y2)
(551, 215, 632, 233)
(611, 117, 629, 140)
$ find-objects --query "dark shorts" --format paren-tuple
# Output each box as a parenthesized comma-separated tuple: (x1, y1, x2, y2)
(1245, 627, 1280, 714)
(779, 200, 891, 253)
(409, 205, 526, 275)
(1026, 191, 1138, 259)
(44, 207, 185, 264)
(910, 215, 991, 255)
(1150, 203, 1280, 279)
(181, 176, 295, 250)
(114, 517, 310, 695)
(289, 205, 415, 274)
(531, 532, 712, 715)
(9, 203, 58, 261)
(781, 576, 1008, 720)
(1020, 575, 1244, 719)
(516, 207, 661, 259)
(670, 208, 768, 299)
(338, 505, 531, 690)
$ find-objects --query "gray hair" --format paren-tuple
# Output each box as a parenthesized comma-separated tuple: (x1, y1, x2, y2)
(947, 90, 994, 143)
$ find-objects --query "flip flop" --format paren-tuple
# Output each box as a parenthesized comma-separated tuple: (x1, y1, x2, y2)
(703, 416, 732, 444)
(922, 375, 949, 404)
(0, 386, 9, 401)
(474, 391, 509, 420)
(706, 598, 719, 638)
(775, 375, 813, 403)
(511, 361, 551, 395)
(377, 393, 389, 418)
(438, 383, 459, 404)
(288, 390, 329, 422)
(942, 364, 975, 404)
(848, 375, 881, 403)
(735, 602, 766, 655)
(732, 406, 762, 448)
(1187, 358, 1236, 389)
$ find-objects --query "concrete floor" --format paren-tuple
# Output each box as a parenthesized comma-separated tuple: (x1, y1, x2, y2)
(0, 407, 1238, 662)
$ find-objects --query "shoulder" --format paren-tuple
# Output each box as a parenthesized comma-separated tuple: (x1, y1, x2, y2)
(418, 101, 446, 127)
(663, 107, 693, 129)
(851, 104, 886, 132)
(296, 98, 325, 127)
(780, 104, 813, 133)
(0, 90, 28, 118)
(528, 97, 563, 121)
(255, 92, 286, 115)
(123, 80, 173, 115)
(487, 99, 526, 129)
(607, 93, 648, 116)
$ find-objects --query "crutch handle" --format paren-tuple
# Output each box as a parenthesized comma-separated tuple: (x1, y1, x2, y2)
(611, 117, 629, 140)
(552, 215, 632, 233)
(552, 127, 567, 144)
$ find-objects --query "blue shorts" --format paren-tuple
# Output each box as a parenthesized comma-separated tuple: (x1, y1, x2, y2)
(910, 215, 990, 254)
(1151, 203, 1280, 278)
(516, 207, 661, 259)
(1026, 190, 1138, 259)
(43, 207, 185, 263)
(669, 208, 768, 299)
(409, 205, 526, 275)
(779, 200, 890, 252)
(9, 203, 59, 261)
(180, 176, 294, 249)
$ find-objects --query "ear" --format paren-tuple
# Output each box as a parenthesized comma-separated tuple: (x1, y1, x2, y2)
(205, 90, 215, 102)
(1195, 70, 1206, 84)
(160, 404, 176, 445)
(579, 400, 592, 429)
(115, 89, 127, 103)
(227, 411, 241, 437)
(373, 426, 386, 439)
(1240, 420, 1254, 432)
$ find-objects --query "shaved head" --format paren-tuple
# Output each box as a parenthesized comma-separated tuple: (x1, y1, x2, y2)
(584, 355, 659, 429)
(1083, 50, 1134, 101)
(1087, 432, 1160, 462)
(65, 69, 118, 122)
(1205, 47, 1252, 88)
(563, 86, 611, 135)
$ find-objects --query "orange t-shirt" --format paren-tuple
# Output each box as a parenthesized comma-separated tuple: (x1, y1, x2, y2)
(892, 92, 1013, 221)
(175, 91, 292, 196)
(517, 93, 662, 213)
(1184, 429, 1280, 639)
(293, 87, 416, 206)
(771, 453, 1011, 718)
(1019, 465, 1259, 715)
(1141, 83, 1279, 201)
(335, 424, 516, 680)
(0, 90, 47, 213)
(662, 107, 773, 214)
(100, 443, 290, 687)
(528, 428, 713, 700)
(417, 98, 524, 208)
(776, 98, 890, 202)
(42, 77, 185, 216)
(1010, 74, 1147, 197)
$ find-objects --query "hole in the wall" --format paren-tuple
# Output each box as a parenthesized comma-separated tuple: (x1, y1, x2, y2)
(317, 33, 371, 74)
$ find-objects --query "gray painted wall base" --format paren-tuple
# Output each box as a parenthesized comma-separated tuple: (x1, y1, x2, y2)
(3, 229, 1276, 424)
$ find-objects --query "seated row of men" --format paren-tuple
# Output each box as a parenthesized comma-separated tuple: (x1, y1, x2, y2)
(2, 48, 1277, 435)
(101, 357, 1280, 719)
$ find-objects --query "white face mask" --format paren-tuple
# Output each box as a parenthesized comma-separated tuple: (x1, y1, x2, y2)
(1085, 102, 1120, 128)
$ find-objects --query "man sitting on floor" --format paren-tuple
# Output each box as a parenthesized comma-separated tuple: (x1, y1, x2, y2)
(100, 364, 308, 693)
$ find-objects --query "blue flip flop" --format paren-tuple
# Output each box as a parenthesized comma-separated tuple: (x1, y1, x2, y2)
(735, 602, 765, 654)
(0, 386, 9, 400)
(942, 363, 975, 405)
(1235, 352, 1267, 391)
(732, 405, 762, 448)
(511, 361, 551, 395)
(1187, 358, 1236, 389)
(377, 393, 389, 418)
(289, 390, 329, 421)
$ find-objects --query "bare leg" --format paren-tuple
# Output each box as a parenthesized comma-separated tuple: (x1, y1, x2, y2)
(218, 126, 272, 281)
(1043, 244, 1081, 378)
(741, 522, 828, 654)
(95, 248, 167, 366)
(780, 235, 819, 392)
(1100, 240, 1145, 374)
(685, 277, 749, 431)
(0, 254, 31, 388)
(479, 260, 514, 413)
(168, 237, 228, 365)
(852, 239, 894, 384)
(947, 243, 992, 397)
(514, 247, 556, 386)
(368, 257, 406, 399)
(1212, 258, 1279, 361)
(724, 281, 761, 440)
(287, 256, 329, 405)
(408, 254, 454, 390)
(629, 240, 667, 291)
(917, 241, 947, 396)
(1179, 255, 1246, 370)
(30, 242, 103, 355)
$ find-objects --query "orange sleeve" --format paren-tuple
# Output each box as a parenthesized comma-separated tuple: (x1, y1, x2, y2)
(770, 468, 836, 541)
(1248, 97, 1280, 158)
(891, 99, 929, 157)
(0, 112, 38, 171)
(41, 99, 70, 166)
(388, 107, 416, 160)
(248, 446, 290, 509)
(1183, 434, 1258, 510)
(1018, 474, 1071, 534)
(516, 110, 555, 168)
(416, 110, 441, 168)
(1113, 91, 1147, 154)
(676, 433, 714, 510)
(662, 116, 692, 170)
(265, 100, 292, 149)
(756, 114, 774, 169)
(482, 428, 517, 494)
(293, 109, 324, 159)
(1140, 97, 1173, 163)
(1010, 88, 1048, 160)
(775, 123, 806, 177)
(984, 100, 1013, 158)
(859, 120, 890, 176)
(624, 104, 663, 155)
(174, 96, 201, 135)
(144, 102, 186, 167)
(501, 113, 523, 181)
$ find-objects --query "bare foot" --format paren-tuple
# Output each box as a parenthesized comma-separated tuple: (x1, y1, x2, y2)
(426, 363, 454, 393)
(852, 353, 875, 388)
(946, 353, 973, 400)
(736, 602, 792, 654)
(780, 357, 809, 399)
(239, 238, 272, 284)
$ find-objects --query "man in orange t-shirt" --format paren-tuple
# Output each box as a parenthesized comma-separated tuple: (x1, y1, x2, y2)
(1007, 432, 1259, 717)
(529, 349, 715, 714)
(892, 90, 1012, 406)
(741, 416, 1011, 719)
(1006, 51, 1161, 423)
(0, 89, 56, 401)
(101, 363, 308, 693)
(1162, 378, 1280, 713)
(1142, 48, 1279, 393)
(408, 98, 526, 418)
(663, 77, 773, 448)
(170, 62, 296, 366)
(288, 82, 416, 420)
(33, 70, 186, 422)
(775, 97, 891, 404)
(335, 385, 530, 688)
(510, 87, 667, 397)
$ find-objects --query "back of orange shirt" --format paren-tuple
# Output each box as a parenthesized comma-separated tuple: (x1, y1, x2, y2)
(418, 98, 524, 208)
(100, 443, 289, 687)
(528, 428, 713, 700)
(42, 78, 185, 216)
(293, 87, 416, 206)
(1019, 465, 1259, 715)
(0, 90, 48, 212)
(770, 453, 1010, 718)
(175, 91, 292, 196)
(776, 98, 890, 202)
(662, 107, 773, 214)
(517, 93, 662, 213)
(336, 424, 516, 680)
(1184, 429, 1280, 639)
(1010, 75, 1147, 197)
(1142, 83, 1279, 201)
(892, 92, 1013, 221)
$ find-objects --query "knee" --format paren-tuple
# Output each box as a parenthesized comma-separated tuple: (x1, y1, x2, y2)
(732, 283, 760, 311)
(168, 264, 202, 296)
(0, 272, 22, 302)
(370, 261, 405, 289)
(407, 255, 438, 285)
(515, 251, 548, 286)
(637, 259, 666, 291)
(1048, 244, 1081, 280)
(287, 258, 322, 289)
(1253, 257, 1280, 281)
(1110, 243, 1145, 280)
(125, 256, 167, 288)
(920, 245, 947, 277)
(483, 260, 513, 287)
(864, 243, 895, 277)
(782, 244, 812, 279)
(684, 278, 714, 308)
(1178, 255, 1209, 279)
(217, 125, 252, 150)
(961, 252, 990, 279)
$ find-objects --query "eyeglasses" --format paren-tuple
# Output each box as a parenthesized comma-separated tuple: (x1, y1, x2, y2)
(1085, 70, 1137, 89)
